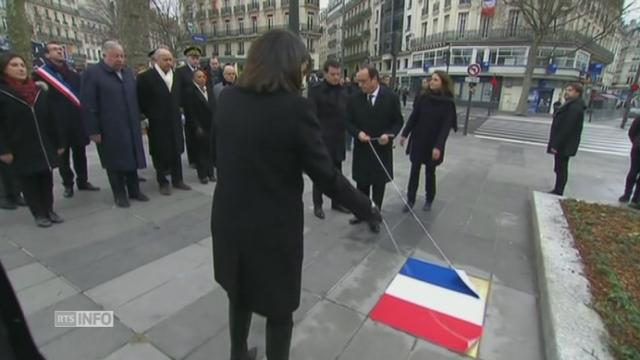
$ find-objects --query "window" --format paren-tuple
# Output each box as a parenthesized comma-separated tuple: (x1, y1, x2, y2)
(404, 58, 409, 68)
(308, 12, 314, 30)
(375, 9, 379, 24)
(489, 47, 527, 66)
(406, 15, 411, 31)
(307, 38, 315, 52)
(421, 21, 428, 37)
(212, 22, 218, 35)
(575, 51, 589, 72)
(238, 18, 244, 33)
(412, 53, 423, 68)
(213, 44, 219, 55)
(424, 48, 446, 66)
(459, 0, 470, 4)
(536, 48, 574, 68)
(225, 19, 230, 34)
(507, 9, 520, 36)
(444, 0, 450, 9)
(268, 14, 273, 29)
(433, 18, 438, 33)
(285, 12, 289, 24)
(480, 14, 491, 38)
(225, 42, 231, 55)
(443, 15, 449, 31)
(238, 41, 245, 55)
(408, 0, 412, 9)
(476, 49, 486, 64)
(451, 48, 472, 65)
(251, 16, 257, 32)
(457, 12, 467, 35)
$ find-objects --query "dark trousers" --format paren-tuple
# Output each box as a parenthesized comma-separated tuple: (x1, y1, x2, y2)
(59, 144, 88, 188)
(0, 163, 20, 201)
(553, 154, 570, 195)
(357, 182, 385, 209)
(624, 146, 640, 202)
(407, 161, 436, 204)
(229, 299, 293, 360)
(185, 126, 197, 165)
(106, 170, 140, 200)
(312, 158, 342, 208)
(19, 171, 53, 218)
(154, 154, 184, 186)
(196, 134, 214, 180)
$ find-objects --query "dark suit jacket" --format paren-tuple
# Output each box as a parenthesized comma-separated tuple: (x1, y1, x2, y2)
(308, 80, 348, 162)
(548, 97, 585, 157)
(136, 68, 184, 166)
(184, 82, 217, 162)
(346, 86, 404, 184)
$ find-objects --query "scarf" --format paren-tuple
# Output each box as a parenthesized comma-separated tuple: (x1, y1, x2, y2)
(6, 77, 38, 106)
(47, 60, 73, 82)
(420, 89, 458, 132)
(154, 63, 174, 91)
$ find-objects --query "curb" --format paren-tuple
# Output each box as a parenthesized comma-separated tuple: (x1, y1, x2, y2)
(530, 192, 612, 360)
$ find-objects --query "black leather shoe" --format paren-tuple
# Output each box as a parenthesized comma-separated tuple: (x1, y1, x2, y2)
(48, 211, 64, 223)
(349, 217, 363, 225)
(63, 187, 74, 198)
(422, 202, 432, 212)
(619, 194, 631, 203)
(35, 217, 52, 228)
(138, 176, 147, 182)
(314, 207, 325, 219)
(0, 198, 17, 210)
(209, 174, 217, 182)
(15, 195, 26, 207)
(199, 177, 209, 184)
(369, 221, 380, 233)
(130, 193, 150, 202)
(159, 185, 172, 196)
(173, 182, 192, 191)
(78, 182, 100, 191)
(115, 197, 130, 208)
(331, 204, 351, 214)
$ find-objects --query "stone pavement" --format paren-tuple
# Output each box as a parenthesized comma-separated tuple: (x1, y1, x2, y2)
(0, 106, 631, 360)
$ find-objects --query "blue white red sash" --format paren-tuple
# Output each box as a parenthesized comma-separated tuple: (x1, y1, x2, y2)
(34, 65, 81, 108)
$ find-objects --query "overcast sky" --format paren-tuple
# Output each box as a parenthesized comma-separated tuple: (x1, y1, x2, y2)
(626, 0, 640, 22)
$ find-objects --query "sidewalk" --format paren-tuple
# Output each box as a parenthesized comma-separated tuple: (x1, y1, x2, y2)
(1, 117, 631, 359)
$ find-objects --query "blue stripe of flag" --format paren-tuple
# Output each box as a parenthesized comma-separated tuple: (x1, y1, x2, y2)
(399, 257, 477, 298)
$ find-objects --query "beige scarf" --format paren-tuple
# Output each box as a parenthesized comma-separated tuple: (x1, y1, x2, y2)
(154, 63, 174, 92)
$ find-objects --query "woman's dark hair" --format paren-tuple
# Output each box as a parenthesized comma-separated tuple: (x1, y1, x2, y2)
(236, 29, 311, 93)
(422, 70, 454, 97)
(0, 53, 27, 83)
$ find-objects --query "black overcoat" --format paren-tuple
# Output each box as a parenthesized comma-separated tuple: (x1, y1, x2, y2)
(33, 61, 88, 147)
(0, 83, 63, 174)
(346, 86, 404, 185)
(136, 69, 184, 168)
(183, 83, 216, 163)
(80, 61, 146, 171)
(547, 97, 585, 157)
(402, 93, 457, 166)
(308, 80, 348, 162)
(211, 87, 374, 318)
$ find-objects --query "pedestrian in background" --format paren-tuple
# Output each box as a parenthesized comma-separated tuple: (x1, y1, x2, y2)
(620, 115, 640, 208)
(0, 53, 65, 227)
(204, 55, 223, 87)
(213, 64, 236, 100)
(184, 69, 217, 184)
(211, 29, 381, 360)
(547, 83, 585, 196)
(400, 70, 457, 212)
(176, 46, 202, 169)
(81, 41, 148, 208)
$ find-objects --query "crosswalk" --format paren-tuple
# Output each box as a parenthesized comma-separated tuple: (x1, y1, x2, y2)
(474, 115, 631, 157)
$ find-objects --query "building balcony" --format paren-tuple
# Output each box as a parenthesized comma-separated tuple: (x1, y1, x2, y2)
(234, 4, 246, 14)
(421, 7, 428, 18)
(458, 0, 471, 9)
(221, 6, 232, 16)
(300, 24, 323, 36)
(263, 1, 276, 11)
(410, 28, 615, 64)
(205, 24, 321, 41)
(343, 8, 372, 28)
(328, 39, 338, 48)
(282, 0, 290, 8)
(344, 29, 370, 46)
(344, 51, 369, 63)
(432, 8, 439, 16)
(304, 0, 320, 8)
(30, 0, 77, 14)
(248, 2, 260, 12)
(210, 9, 220, 18)
(36, 31, 81, 46)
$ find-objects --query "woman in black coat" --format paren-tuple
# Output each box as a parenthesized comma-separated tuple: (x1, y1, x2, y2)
(212, 30, 380, 360)
(184, 69, 217, 184)
(400, 70, 457, 212)
(0, 53, 65, 227)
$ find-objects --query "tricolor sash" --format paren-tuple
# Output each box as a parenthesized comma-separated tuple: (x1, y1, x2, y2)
(34, 65, 81, 108)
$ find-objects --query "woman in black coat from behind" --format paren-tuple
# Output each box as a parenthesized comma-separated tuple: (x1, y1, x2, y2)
(400, 70, 457, 212)
(183, 69, 217, 184)
(0, 53, 65, 227)
(211, 29, 381, 360)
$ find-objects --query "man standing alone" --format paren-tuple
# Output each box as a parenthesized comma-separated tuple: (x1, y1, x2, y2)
(547, 83, 585, 196)
(137, 48, 191, 195)
(81, 41, 148, 208)
(34, 41, 100, 198)
(308, 59, 351, 219)
(347, 65, 403, 232)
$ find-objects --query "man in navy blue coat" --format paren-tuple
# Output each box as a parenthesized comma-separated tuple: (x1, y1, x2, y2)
(81, 41, 149, 208)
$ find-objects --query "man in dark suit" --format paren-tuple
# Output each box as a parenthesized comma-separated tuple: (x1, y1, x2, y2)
(308, 59, 351, 219)
(176, 46, 202, 168)
(547, 83, 585, 196)
(347, 65, 404, 232)
(34, 41, 100, 198)
(203, 55, 223, 88)
(137, 48, 191, 195)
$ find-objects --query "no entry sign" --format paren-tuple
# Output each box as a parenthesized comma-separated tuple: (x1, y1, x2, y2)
(467, 63, 481, 76)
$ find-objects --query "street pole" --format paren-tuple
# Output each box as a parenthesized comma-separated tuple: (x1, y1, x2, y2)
(464, 84, 475, 135)
(621, 61, 640, 129)
(389, 0, 397, 89)
(445, 42, 451, 73)
(290, 0, 300, 35)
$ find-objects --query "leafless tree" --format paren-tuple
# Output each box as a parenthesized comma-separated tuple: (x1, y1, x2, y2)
(149, 0, 187, 53)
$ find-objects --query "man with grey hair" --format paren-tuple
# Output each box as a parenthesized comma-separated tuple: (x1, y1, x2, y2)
(137, 48, 191, 195)
(81, 41, 149, 208)
(213, 63, 236, 100)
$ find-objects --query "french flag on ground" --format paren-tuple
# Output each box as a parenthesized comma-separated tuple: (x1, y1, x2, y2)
(370, 258, 488, 354)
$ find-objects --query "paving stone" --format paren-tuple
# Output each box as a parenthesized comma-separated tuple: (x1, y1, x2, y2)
(337, 319, 414, 360)
(294, 290, 322, 324)
(184, 327, 229, 360)
(147, 288, 228, 360)
(327, 246, 405, 315)
(0, 248, 34, 270)
(407, 339, 468, 360)
(16, 276, 78, 316)
(8, 262, 57, 292)
(103, 342, 172, 360)
(290, 300, 365, 360)
(38, 318, 133, 360)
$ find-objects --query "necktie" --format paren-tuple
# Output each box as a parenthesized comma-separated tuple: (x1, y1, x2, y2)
(368, 94, 374, 106)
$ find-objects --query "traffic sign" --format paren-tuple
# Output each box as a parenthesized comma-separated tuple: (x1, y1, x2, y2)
(192, 34, 207, 42)
(465, 76, 480, 84)
(467, 63, 481, 76)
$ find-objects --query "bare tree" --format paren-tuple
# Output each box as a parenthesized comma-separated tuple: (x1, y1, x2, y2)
(7, 0, 32, 67)
(502, 0, 628, 115)
(148, 0, 187, 53)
